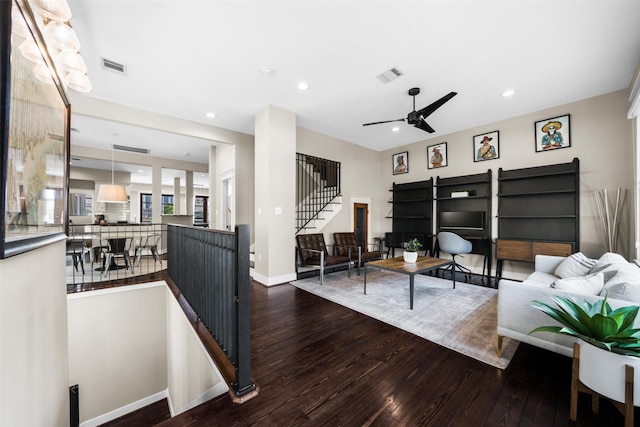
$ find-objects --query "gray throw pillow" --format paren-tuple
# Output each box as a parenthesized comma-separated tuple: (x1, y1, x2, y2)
(555, 252, 596, 278)
(552, 272, 604, 296)
(590, 252, 628, 274)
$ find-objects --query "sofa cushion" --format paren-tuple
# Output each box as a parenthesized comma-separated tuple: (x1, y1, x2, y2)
(603, 282, 640, 303)
(524, 271, 559, 288)
(551, 272, 604, 296)
(590, 252, 628, 275)
(554, 252, 596, 278)
(600, 262, 640, 302)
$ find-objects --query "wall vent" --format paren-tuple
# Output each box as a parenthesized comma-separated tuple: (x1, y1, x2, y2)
(375, 67, 403, 84)
(113, 144, 150, 155)
(101, 57, 127, 75)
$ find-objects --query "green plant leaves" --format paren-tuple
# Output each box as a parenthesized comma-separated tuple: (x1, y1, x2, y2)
(528, 294, 640, 357)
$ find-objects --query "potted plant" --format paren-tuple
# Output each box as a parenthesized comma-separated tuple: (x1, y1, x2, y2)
(402, 238, 422, 263)
(529, 293, 640, 405)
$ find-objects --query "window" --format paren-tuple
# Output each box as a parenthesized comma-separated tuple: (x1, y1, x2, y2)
(140, 193, 174, 222)
(194, 195, 209, 224)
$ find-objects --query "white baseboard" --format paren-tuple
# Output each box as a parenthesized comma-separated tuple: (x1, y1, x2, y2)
(252, 271, 297, 286)
(80, 389, 168, 427)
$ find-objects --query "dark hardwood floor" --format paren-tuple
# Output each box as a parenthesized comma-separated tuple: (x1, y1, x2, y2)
(100, 272, 634, 426)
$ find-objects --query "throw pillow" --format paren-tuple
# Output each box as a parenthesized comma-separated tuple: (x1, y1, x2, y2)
(554, 252, 597, 279)
(551, 272, 605, 296)
(590, 252, 628, 274)
(602, 282, 640, 303)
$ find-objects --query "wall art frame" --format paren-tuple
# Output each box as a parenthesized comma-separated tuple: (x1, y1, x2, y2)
(427, 142, 447, 169)
(473, 130, 500, 162)
(392, 151, 409, 175)
(535, 114, 571, 152)
(0, 0, 70, 258)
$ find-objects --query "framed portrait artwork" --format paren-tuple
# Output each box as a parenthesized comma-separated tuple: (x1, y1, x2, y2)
(392, 151, 409, 175)
(535, 114, 571, 152)
(427, 142, 447, 169)
(0, 0, 70, 258)
(473, 130, 500, 162)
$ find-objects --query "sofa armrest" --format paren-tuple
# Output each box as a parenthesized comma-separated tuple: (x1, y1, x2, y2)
(534, 255, 565, 274)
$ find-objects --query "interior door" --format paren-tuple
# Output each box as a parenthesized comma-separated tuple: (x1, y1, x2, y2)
(354, 203, 368, 247)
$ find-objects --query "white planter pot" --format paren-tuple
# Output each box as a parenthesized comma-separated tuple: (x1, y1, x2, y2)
(578, 339, 640, 405)
(403, 251, 418, 263)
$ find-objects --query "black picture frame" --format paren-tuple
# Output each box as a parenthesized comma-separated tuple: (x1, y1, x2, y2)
(473, 130, 500, 162)
(0, 0, 70, 258)
(392, 151, 408, 175)
(427, 142, 447, 169)
(535, 114, 571, 152)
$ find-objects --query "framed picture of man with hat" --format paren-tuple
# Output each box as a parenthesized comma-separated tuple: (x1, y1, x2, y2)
(473, 130, 500, 162)
(535, 114, 571, 152)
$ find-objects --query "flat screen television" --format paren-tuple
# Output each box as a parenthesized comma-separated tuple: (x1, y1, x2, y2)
(439, 211, 484, 231)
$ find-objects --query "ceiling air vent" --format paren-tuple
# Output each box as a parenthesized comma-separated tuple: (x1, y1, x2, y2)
(113, 144, 149, 155)
(101, 57, 127, 75)
(375, 67, 403, 84)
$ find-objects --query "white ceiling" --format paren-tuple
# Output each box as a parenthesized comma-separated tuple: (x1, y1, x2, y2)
(65, 1, 640, 167)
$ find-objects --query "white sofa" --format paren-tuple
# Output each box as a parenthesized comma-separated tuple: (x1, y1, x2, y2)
(497, 253, 640, 358)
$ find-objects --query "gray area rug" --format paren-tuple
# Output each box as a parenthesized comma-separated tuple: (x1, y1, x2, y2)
(291, 270, 519, 369)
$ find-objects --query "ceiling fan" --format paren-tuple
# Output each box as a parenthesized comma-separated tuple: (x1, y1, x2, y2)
(363, 88, 457, 133)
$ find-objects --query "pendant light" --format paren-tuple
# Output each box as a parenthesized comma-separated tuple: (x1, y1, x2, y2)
(96, 140, 128, 203)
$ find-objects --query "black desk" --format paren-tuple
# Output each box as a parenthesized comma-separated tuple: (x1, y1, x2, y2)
(434, 235, 492, 285)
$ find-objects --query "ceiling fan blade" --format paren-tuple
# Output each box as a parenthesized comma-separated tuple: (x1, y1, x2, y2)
(362, 118, 405, 127)
(414, 118, 435, 133)
(417, 91, 457, 118)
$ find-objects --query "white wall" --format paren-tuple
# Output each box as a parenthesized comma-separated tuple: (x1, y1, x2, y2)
(0, 240, 70, 427)
(67, 282, 228, 425)
(165, 287, 228, 415)
(379, 90, 634, 279)
(67, 283, 168, 424)
(296, 127, 381, 240)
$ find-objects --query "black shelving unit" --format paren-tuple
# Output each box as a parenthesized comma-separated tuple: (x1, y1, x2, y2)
(435, 170, 493, 281)
(496, 158, 579, 278)
(386, 179, 434, 256)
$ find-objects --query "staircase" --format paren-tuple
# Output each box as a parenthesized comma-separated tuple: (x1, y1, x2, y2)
(296, 153, 341, 234)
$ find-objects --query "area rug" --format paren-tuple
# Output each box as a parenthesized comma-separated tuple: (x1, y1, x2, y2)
(291, 270, 519, 369)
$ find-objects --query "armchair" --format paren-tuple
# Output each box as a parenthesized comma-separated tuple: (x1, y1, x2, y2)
(333, 232, 383, 275)
(296, 233, 352, 285)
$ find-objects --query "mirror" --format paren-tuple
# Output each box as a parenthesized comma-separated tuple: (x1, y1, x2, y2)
(69, 193, 93, 216)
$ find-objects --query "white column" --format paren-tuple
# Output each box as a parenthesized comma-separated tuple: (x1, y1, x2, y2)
(186, 171, 194, 216)
(174, 177, 181, 214)
(253, 105, 296, 285)
(152, 165, 162, 224)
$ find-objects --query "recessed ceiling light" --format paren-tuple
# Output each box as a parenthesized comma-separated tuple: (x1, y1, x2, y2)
(392, 126, 400, 132)
(183, 153, 190, 156)
(297, 82, 309, 91)
(260, 67, 273, 76)
(206, 112, 216, 118)
(502, 90, 515, 97)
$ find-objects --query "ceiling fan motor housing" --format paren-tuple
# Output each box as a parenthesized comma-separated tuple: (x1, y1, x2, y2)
(407, 111, 419, 124)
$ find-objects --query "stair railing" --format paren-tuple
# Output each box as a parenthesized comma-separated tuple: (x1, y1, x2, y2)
(296, 153, 341, 233)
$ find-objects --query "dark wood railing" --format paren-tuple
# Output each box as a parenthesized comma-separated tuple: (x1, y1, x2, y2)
(167, 224, 256, 399)
(296, 153, 341, 232)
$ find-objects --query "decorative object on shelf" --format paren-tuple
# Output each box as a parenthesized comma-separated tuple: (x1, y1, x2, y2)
(529, 293, 640, 424)
(403, 238, 422, 263)
(473, 130, 500, 162)
(595, 188, 627, 253)
(392, 151, 409, 175)
(450, 190, 469, 198)
(535, 114, 571, 152)
(427, 142, 447, 169)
